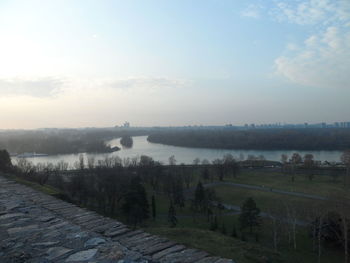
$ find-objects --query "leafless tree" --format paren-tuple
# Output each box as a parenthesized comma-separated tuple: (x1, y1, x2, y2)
(341, 150, 350, 186)
(281, 154, 288, 164)
(303, 154, 315, 181)
(201, 159, 209, 165)
(284, 201, 299, 250)
(193, 158, 200, 165)
(87, 156, 95, 169)
(78, 154, 85, 170)
(16, 158, 34, 174)
(55, 160, 68, 171)
(289, 153, 302, 182)
(169, 155, 177, 165)
(266, 201, 285, 251)
(328, 190, 350, 263)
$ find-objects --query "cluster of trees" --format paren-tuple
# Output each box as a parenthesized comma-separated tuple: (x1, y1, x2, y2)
(0, 149, 12, 172)
(11, 153, 242, 228)
(147, 128, 350, 150)
(280, 151, 350, 183)
(11, 155, 179, 227)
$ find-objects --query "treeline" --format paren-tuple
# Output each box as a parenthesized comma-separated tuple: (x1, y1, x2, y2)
(0, 128, 148, 155)
(10, 154, 238, 224)
(147, 128, 350, 150)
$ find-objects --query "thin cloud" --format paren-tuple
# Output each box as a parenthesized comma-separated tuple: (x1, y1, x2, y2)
(272, 0, 350, 25)
(241, 4, 263, 19)
(273, 0, 350, 89)
(109, 77, 189, 92)
(0, 77, 65, 97)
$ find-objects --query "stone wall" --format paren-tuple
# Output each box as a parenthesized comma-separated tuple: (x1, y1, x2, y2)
(0, 176, 234, 263)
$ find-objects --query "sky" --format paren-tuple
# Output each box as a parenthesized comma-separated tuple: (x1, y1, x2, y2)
(0, 0, 349, 129)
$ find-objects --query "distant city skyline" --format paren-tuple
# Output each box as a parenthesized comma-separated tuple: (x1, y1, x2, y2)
(0, 0, 349, 129)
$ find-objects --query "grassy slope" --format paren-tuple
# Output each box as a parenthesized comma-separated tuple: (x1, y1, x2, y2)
(147, 227, 282, 263)
(1, 172, 61, 196)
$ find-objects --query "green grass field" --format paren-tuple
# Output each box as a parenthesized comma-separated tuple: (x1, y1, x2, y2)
(142, 168, 346, 263)
(219, 170, 344, 197)
(212, 184, 324, 217)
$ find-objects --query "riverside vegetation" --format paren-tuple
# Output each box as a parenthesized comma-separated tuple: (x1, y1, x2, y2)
(147, 128, 350, 150)
(0, 129, 149, 155)
(2, 149, 350, 262)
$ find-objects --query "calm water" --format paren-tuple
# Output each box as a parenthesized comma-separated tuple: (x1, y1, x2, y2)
(11, 136, 343, 167)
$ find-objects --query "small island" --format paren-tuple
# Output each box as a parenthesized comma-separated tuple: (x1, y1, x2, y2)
(120, 135, 133, 148)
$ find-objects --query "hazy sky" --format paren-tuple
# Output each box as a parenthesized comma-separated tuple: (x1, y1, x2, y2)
(0, 0, 349, 129)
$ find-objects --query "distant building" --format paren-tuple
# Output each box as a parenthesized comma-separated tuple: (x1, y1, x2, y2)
(123, 121, 130, 128)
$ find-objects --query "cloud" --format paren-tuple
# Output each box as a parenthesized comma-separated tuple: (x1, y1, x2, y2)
(272, 0, 350, 25)
(0, 76, 189, 98)
(0, 76, 193, 128)
(108, 77, 188, 92)
(0, 77, 65, 97)
(273, 0, 350, 89)
(241, 4, 263, 19)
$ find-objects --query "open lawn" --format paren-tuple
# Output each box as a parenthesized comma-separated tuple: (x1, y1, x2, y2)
(147, 226, 283, 263)
(212, 184, 324, 218)
(144, 188, 343, 263)
(192, 168, 345, 197)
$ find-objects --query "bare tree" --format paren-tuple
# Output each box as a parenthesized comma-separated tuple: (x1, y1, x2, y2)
(281, 154, 288, 164)
(212, 158, 225, 181)
(289, 153, 302, 182)
(78, 154, 85, 170)
(303, 153, 315, 181)
(266, 201, 285, 251)
(169, 155, 177, 165)
(239, 153, 245, 161)
(193, 158, 200, 165)
(341, 150, 350, 186)
(284, 201, 299, 250)
(328, 190, 350, 263)
(87, 156, 95, 169)
(290, 153, 302, 164)
(281, 154, 288, 176)
(223, 154, 239, 178)
(55, 160, 68, 171)
(201, 159, 210, 165)
(16, 158, 35, 175)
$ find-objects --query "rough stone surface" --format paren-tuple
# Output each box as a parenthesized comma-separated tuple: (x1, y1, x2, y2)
(46, 246, 73, 260)
(84, 237, 107, 248)
(65, 248, 97, 262)
(0, 176, 234, 262)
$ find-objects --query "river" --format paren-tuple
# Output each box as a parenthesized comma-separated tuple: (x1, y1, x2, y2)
(11, 136, 343, 167)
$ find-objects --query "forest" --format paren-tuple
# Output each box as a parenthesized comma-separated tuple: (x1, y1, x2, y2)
(147, 128, 350, 151)
(0, 128, 148, 155)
